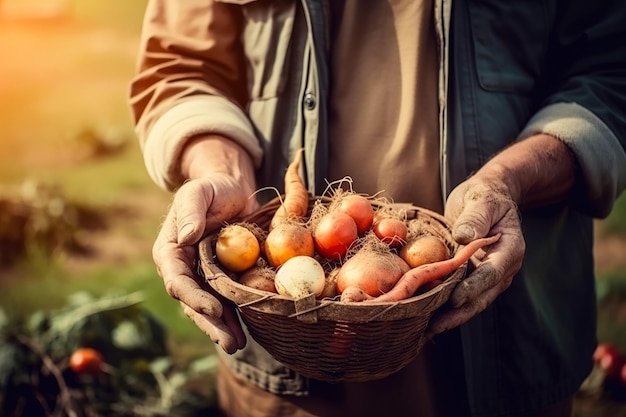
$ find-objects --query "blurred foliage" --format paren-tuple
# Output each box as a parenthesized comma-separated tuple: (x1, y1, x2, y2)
(0, 179, 107, 267)
(74, 125, 130, 158)
(602, 193, 626, 236)
(597, 271, 626, 305)
(596, 271, 626, 353)
(0, 291, 219, 417)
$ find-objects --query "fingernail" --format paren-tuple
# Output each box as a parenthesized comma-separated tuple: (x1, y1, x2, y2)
(456, 224, 475, 240)
(179, 223, 195, 241)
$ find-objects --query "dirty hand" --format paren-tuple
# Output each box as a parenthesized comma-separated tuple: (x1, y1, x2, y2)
(425, 134, 576, 337)
(152, 136, 258, 354)
(153, 174, 254, 353)
(426, 178, 525, 337)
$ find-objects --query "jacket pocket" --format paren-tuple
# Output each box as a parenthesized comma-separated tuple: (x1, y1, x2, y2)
(217, 0, 296, 99)
(468, 0, 549, 93)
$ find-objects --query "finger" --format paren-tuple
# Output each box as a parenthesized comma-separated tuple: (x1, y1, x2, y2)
(173, 181, 213, 245)
(449, 230, 523, 306)
(155, 238, 247, 352)
(448, 186, 518, 244)
(221, 301, 247, 349)
(449, 263, 509, 308)
(201, 174, 251, 231)
(173, 174, 251, 246)
(181, 303, 246, 354)
(154, 211, 224, 318)
(157, 242, 246, 352)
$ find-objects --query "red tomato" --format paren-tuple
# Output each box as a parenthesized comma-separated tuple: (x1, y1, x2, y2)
(69, 347, 104, 375)
(336, 194, 374, 235)
(314, 211, 359, 260)
(593, 343, 625, 379)
(372, 218, 408, 247)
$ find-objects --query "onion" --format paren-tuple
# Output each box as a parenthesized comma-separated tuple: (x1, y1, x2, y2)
(274, 256, 326, 299)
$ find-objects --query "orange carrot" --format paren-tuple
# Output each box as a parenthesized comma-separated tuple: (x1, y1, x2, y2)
(368, 233, 502, 303)
(270, 148, 310, 230)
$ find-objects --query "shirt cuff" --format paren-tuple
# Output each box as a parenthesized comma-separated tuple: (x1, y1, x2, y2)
(519, 102, 626, 217)
(142, 96, 263, 190)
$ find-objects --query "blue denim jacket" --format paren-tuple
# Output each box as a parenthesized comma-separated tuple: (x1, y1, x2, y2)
(206, 0, 626, 415)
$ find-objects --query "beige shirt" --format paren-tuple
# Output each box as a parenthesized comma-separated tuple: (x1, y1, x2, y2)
(328, 0, 442, 213)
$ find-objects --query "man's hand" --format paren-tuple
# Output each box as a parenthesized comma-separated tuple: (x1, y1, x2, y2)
(426, 133, 576, 337)
(426, 180, 525, 337)
(153, 135, 258, 353)
(153, 174, 252, 353)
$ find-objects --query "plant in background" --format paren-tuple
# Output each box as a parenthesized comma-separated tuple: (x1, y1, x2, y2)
(0, 291, 220, 417)
(0, 179, 105, 267)
(74, 125, 129, 159)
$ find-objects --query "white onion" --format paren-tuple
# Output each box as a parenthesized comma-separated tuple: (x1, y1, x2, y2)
(274, 256, 325, 299)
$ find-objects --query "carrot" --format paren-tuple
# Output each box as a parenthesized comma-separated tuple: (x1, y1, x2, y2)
(269, 148, 310, 230)
(369, 233, 502, 303)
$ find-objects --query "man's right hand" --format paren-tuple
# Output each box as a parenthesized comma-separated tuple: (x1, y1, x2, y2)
(152, 136, 259, 354)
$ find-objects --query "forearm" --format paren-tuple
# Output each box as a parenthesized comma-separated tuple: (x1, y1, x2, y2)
(473, 134, 577, 209)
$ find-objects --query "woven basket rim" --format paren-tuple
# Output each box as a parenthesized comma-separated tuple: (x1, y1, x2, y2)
(198, 196, 467, 324)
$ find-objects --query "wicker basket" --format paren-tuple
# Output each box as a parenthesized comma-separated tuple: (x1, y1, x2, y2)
(198, 196, 466, 383)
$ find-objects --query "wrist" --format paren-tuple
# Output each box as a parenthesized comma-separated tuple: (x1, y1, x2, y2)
(473, 134, 576, 208)
(181, 134, 257, 191)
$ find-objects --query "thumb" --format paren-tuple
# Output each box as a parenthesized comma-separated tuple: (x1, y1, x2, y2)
(174, 181, 213, 245)
(175, 174, 250, 245)
(446, 182, 515, 245)
(450, 203, 495, 245)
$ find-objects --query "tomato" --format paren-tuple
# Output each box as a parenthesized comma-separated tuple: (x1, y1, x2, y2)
(69, 347, 104, 375)
(314, 211, 359, 260)
(336, 194, 374, 235)
(372, 217, 408, 247)
(593, 343, 625, 379)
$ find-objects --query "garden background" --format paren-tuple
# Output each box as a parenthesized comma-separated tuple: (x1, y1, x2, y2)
(0, 1, 625, 416)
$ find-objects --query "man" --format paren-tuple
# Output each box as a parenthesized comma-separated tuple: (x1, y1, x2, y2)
(129, 1, 626, 416)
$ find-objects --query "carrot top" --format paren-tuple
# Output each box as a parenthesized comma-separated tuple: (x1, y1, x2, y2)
(269, 148, 310, 230)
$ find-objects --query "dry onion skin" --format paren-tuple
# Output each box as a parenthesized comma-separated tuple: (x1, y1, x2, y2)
(215, 223, 261, 273)
(336, 236, 410, 297)
(264, 221, 315, 268)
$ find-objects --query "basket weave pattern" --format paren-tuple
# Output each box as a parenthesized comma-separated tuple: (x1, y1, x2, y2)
(199, 197, 466, 383)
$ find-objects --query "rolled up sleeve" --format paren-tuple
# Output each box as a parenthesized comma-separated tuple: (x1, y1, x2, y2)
(143, 96, 262, 190)
(519, 102, 626, 218)
(129, 0, 260, 190)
